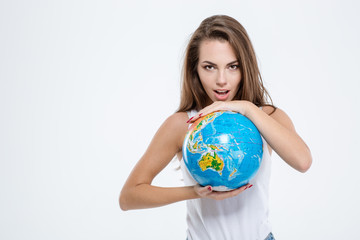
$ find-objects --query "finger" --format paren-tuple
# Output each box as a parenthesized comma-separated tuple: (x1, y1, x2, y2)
(208, 184, 251, 200)
(188, 105, 216, 123)
(195, 185, 213, 197)
(224, 184, 249, 196)
(189, 109, 216, 123)
(200, 185, 213, 194)
(244, 183, 253, 190)
(188, 113, 201, 124)
(189, 102, 229, 124)
(235, 183, 252, 191)
(189, 111, 207, 123)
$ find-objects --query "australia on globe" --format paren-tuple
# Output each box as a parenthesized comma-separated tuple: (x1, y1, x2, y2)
(182, 111, 264, 191)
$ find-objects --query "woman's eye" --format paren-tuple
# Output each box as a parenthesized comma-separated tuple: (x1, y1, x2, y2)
(204, 65, 215, 70)
(229, 65, 239, 70)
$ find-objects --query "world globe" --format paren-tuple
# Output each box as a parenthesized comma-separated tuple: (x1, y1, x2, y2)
(182, 111, 263, 191)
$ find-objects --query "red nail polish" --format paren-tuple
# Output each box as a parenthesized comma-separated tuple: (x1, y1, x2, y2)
(186, 117, 194, 123)
(208, 186, 212, 191)
(248, 185, 253, 189)
(199, 113, 203, 117)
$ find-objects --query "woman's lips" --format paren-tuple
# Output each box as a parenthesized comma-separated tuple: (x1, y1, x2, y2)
(214, 90, 230, 100)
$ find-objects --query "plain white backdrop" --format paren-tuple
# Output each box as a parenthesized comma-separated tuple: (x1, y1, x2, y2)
(1, 0, 360, 239)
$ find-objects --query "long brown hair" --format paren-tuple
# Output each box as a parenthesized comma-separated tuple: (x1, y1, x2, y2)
(177, 15, 275, 113)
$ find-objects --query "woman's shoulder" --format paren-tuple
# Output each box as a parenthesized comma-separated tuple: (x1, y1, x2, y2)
(160, 112, 189, 147)
(261, 105, 277, 115)
(261, 105, 295, 130)
(155, 112, 189, 134)
(165, 111, 189, 125)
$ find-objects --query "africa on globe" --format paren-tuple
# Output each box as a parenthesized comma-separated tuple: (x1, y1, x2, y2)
(182, 111, 264, 191)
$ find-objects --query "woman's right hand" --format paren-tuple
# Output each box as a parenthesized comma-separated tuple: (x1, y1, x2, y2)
(194, 184, 252, 200)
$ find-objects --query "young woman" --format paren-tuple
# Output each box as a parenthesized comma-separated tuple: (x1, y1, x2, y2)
(120, 15, 312, 240)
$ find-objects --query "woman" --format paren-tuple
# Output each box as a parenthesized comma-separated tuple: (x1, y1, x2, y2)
(120, 15, 312, 240)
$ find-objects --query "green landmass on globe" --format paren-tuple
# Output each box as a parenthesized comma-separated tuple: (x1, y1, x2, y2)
(198, 152, 224, 174)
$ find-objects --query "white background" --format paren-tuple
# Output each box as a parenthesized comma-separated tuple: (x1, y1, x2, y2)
(1, 0, 360, 239)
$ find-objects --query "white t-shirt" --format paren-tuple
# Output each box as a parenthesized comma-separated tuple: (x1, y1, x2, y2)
(180, 109, 272, 240)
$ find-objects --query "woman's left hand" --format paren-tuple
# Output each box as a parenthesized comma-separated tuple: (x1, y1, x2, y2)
(188, 100, 251, 124)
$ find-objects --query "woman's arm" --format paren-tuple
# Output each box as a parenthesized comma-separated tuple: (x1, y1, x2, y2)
(246, 103, 312, 172)
(189, 101, 312, 173)
(119, 112, 198, 211)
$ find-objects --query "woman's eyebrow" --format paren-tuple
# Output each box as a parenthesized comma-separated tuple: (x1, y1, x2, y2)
(201, 61, 217, 65)
(201, 60, 238, 65)
(227, 60, 239, 65)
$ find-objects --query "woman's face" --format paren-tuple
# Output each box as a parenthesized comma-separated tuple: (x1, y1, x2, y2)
(197, 39, 241, 104)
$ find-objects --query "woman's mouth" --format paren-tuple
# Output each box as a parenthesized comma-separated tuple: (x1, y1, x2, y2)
(214, 90, 230, 100)
(215, 90, 230, 95)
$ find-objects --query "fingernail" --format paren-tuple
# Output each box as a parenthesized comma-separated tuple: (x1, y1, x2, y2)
(199, 113, 203, 117)
(248, 184, 253, 189)
(186, 117, 194, 123)
(208, 186, 212, 191)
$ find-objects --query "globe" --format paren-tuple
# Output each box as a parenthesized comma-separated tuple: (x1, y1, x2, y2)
(182, 111, 263, 191)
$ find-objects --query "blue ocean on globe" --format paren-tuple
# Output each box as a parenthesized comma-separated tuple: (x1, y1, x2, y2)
(182, 111, 264, 191)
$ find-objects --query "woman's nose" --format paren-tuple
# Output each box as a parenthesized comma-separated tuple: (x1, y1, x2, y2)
(216, 71, 227, 86)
